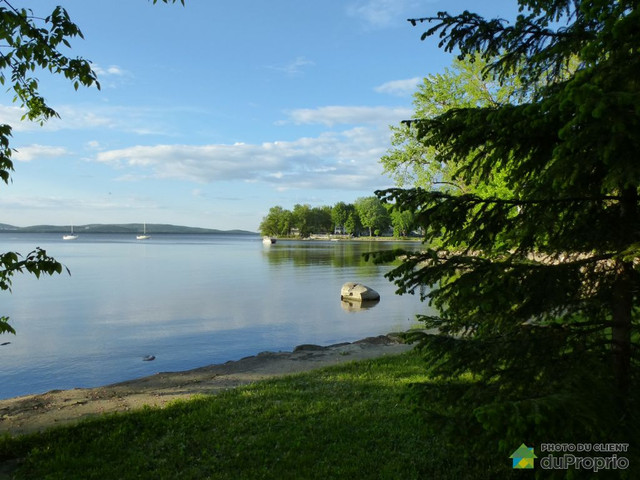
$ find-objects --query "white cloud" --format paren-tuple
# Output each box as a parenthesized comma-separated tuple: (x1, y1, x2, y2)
(267, 56, 315, 75)
(0, 105, 32, 131)
(284, 105, 411, 127)
(0, 102, 179, 136)
(0, 103, 115, 132)
(92, 64, 128, 77)
(91, 64, 132, 89)
(374, 77, 421, 96)
(346, 0, 426, 28)
(13, 144, 69, 162)
(0, 194, 133, 212)
(92, 126, 396, 191)
(55, 107, 115, 129)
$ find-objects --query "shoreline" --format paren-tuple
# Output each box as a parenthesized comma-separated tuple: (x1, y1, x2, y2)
(0, 334, 413, 436)
(275, 235, 422, 242)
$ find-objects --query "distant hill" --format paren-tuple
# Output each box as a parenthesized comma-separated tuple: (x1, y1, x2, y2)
(0, 223, 257, 235)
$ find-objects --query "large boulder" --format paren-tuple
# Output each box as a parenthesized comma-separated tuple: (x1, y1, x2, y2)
(340, 282, 380, 302)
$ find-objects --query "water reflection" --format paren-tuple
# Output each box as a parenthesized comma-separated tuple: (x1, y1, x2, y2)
(340, 299, 380, 312)
(262, 239, 416, 270)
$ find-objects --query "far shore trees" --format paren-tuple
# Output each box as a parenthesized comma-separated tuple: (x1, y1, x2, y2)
(0, 1, 184, 335)
(330, 201, 352, 234)
(375, 0, 640, 456)
(354, 196, 390, 237)
(259, 197, 409, 238)
(258, 206, 292, 237)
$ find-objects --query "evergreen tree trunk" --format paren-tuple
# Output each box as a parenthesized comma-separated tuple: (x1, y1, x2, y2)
(612, 260, 633, 396)
(611, 187, 637, 396)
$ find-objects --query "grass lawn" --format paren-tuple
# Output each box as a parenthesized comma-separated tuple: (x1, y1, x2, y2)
(0, 351, 513, 479)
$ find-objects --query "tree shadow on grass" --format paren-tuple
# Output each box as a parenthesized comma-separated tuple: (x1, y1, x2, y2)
(1, 351, 599, 479)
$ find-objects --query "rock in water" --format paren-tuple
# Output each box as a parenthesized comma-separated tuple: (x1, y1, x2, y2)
(340, 282, 380, 302)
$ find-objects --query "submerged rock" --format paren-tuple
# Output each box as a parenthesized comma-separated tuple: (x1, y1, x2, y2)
(293, 344, 327, 352)
(340, 282, 380, 302)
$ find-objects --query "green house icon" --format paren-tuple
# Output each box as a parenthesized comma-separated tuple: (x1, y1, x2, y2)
(510, 443, 537, 469)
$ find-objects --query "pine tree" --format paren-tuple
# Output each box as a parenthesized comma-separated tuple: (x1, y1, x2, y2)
(377, 0, 640, 462)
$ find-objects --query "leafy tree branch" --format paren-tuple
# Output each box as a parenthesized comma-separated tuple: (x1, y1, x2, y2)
(0, 0, 185, 336)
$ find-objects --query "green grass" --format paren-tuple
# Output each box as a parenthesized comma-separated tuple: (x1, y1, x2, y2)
(0, 352, 513, 479)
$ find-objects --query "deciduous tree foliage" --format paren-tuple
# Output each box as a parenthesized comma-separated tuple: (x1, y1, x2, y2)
(354, 196, 391, 237)
(388, 208, 414, 238)
(259, 206, 293, 237)
(330, 201, 352, 232)
(376, 0, 640, 458)
(380, 54, 521, 194)
(0, 0, 183, 335)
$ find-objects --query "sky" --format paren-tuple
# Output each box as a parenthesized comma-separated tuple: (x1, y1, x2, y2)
(1, 0, 519, 232)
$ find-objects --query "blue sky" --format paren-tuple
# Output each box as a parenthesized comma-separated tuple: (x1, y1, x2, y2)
(1, 0, 517, 231)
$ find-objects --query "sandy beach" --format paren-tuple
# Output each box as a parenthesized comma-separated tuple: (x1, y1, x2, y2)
(0, 334, 412, 436)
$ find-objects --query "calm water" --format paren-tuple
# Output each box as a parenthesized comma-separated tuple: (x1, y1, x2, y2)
(0, 233, 430, 399)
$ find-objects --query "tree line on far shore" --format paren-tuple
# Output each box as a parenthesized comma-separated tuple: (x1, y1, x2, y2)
(259, 196, 416, 238)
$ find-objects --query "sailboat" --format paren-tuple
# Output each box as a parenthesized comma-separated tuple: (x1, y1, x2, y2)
(63, 225, 78, 240)
(136, 223, 151, 240)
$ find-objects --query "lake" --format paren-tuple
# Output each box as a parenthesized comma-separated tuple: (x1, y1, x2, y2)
(0, 233, 430, 399)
